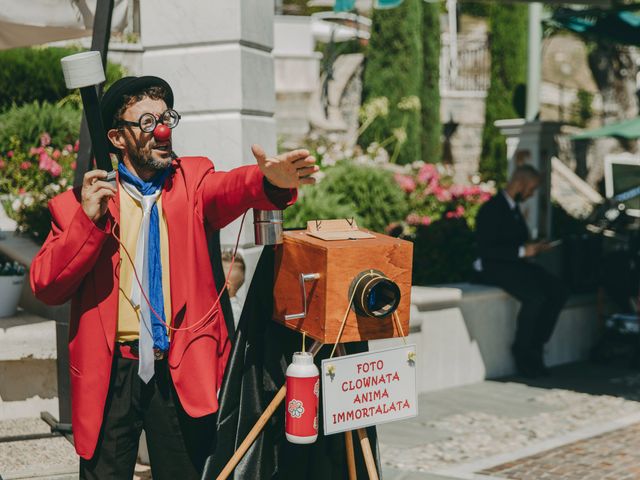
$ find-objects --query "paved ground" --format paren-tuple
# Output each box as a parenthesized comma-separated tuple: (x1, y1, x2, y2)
(378, 360, 640, 479)
(481, 423, 640, 480)
(3, 361, 640, 479)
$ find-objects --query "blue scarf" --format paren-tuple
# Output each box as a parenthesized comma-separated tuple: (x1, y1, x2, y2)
(118, 163, 171, 352)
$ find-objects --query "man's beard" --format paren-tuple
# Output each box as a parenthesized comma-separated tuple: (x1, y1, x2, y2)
(125, 136, 172, 172)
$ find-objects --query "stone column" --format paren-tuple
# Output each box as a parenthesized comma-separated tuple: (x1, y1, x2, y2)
(139, 0, 277, 303)
(496, 119, 563, 240)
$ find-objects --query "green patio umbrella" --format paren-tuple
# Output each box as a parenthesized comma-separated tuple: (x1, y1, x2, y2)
(572, 117, 640, 140)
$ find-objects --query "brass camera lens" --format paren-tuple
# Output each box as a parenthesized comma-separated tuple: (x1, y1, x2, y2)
(350, 270, 401, 318)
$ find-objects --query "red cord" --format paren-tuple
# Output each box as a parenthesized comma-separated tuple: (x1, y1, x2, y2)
(111, 211, 247, 332)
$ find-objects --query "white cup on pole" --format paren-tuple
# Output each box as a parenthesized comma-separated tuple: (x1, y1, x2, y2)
(60, 51, 106, 89)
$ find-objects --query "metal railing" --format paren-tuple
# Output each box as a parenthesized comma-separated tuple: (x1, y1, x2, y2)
(440, 36, 490, 94)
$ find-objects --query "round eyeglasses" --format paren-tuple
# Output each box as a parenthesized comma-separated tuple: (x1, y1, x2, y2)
(117, 109, 181, 133)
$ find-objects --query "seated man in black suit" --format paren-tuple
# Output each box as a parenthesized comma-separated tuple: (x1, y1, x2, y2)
(475, 165, 568, 378)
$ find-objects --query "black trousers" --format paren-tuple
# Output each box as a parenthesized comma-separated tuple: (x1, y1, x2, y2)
(80, 353, 216, 480)
(479, 261, 569, 357)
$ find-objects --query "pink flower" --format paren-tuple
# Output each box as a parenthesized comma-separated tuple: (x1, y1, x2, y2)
(20, 161, 30, 170)
(39, 151, 53, 171)
(52, 149, 61, 160)
(406, 213, 422, 225)
(49, 161, 62, 177)
(417, 164, 439, 185)
(449, 185, 465, 197)
(7, 150, 14, 158)
(71, 161, 77, 170)
(445, 205, 465, 219)
(421, 216, 432, 226)
(0, 159, 5, 169)
(395, 173, 416, 193)
(433, 186, 452, 202)
(74, 140, 80, 153)
(40, 132, 52, 147)
(64, 144, 73, 153)
(18, 187, 25, 194)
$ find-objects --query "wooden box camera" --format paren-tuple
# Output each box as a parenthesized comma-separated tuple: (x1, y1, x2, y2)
(273, 229, 413, 344)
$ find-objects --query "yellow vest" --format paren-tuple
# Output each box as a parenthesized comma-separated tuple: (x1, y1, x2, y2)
(116, 187, 172, 342)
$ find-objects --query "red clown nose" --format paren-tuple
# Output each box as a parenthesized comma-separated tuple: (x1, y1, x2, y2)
(153, 124, 171, 142)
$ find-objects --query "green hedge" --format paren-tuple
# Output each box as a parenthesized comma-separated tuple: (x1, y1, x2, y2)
(284, 161, 408, 233)
(422, 1, 442, 163)
(0, 46, 125, 112)
(0, 101, 81, 149)
(360, 0, 423, 165)
(408, 217, 476, 285)
(479, 3, 528, 186)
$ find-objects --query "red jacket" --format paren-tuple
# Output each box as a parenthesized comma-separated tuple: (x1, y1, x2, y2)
(30, 157, 295, 459)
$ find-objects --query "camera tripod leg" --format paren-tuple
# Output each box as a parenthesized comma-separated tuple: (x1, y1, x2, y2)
(357, 428, 379, 480)
(345, 430, 357, 480)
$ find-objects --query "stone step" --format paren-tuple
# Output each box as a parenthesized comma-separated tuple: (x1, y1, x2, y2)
(0, 311, 59, 420)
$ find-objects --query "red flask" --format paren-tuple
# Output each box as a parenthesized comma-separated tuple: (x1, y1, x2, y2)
(285, 352, 320, 444)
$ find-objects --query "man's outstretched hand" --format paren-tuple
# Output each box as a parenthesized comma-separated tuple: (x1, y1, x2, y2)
(252, 144, 318, 189)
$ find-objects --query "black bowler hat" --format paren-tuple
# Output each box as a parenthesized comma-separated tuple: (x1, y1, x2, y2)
(100, 76, 174, 150)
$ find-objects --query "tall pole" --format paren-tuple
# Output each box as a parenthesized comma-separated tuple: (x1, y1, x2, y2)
(57, 0, 114, 426)
(525, 3, 542, 121)
(73, 0, 115, 187)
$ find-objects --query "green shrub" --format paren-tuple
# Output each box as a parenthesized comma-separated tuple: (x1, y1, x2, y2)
(284, 161, 408, 233)
(407, 217, 476, 285)
(284, 184, 362, 230)
(0, 101, 81, 150)
(360, 0, 423, 165)
(479, 3, 528, 187)
(0, 46, 125, 112)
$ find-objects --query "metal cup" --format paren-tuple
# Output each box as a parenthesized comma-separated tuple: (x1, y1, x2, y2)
(253, 209, 283, 245)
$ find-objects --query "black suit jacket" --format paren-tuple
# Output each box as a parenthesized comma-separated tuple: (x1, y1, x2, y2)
(475, 192, 530, 263)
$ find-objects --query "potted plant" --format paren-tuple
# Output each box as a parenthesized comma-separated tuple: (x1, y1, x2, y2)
(0, 254, 26, 317)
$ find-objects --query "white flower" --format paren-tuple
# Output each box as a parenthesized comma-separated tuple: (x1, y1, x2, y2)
(23, 195, 34, 207)
(393, 128, 408, 145)
(367, 142, 380, 154)
(11, 199, 22, 211)
(362, 97, 389, 120)
(398, 95, 421, 111)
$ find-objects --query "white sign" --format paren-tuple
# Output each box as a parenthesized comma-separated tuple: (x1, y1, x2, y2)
(321, 344, 417, 435)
